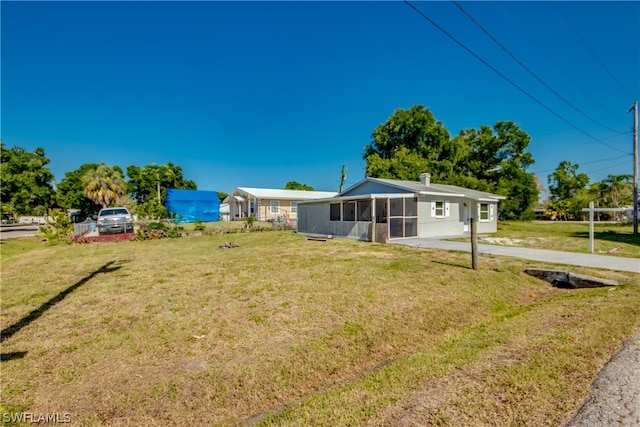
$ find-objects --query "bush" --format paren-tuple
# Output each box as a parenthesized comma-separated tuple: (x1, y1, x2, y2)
(39, 209, 73, 244)
(194, 219, 206, 232)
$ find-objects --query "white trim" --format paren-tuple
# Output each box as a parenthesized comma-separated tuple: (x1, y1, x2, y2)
(270, 201, 279, 214)
(434, 200, 446, 218)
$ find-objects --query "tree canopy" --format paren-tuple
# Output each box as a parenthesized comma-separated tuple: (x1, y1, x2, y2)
(1, 143, 56, 218)
(363, 106, 539, 220)
(284, 181, 314, 191)
(82, 164, 127, 209)
(56, 163, 102, 217)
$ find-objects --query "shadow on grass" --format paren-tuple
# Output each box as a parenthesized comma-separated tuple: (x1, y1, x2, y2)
(1, 351, 27, 362)
(571, 231, 640, 247)
(0, 260, 125, 344)
(431, 260, 472, 270)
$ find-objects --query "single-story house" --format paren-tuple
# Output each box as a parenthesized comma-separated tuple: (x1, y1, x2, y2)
(223, 187, 338, 222)
(297, 173, 505, 242)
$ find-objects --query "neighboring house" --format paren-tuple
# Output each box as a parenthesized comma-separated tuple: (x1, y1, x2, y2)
(219, 203, 230, 221)
(223, 187, 338, 222)
(297, 173, 505, 242)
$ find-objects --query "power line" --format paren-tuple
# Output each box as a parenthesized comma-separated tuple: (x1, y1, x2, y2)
(453, 1, 627, 135)
(533, 131, 631, 157)
(492, 1, 629, 128)
(583, 160, 632, 176)
(532, 154, 631, 175)
(402, 1, 630, 155)
(553, 2, 636, 101)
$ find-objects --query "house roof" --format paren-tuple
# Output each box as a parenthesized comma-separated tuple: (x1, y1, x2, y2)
(224, 187, 338, 203)
(343, 177, 506, 201)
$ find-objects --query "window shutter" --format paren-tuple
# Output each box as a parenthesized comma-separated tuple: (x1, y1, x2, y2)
(490, 204, 495, 221)
(431, 202, 436, 217)
(477, 203, 481, 219)
(445, 201, 450, 218)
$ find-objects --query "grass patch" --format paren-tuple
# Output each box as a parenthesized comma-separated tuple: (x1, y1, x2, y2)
(454, 221, 640, 258)
(1, 231, 638, 425)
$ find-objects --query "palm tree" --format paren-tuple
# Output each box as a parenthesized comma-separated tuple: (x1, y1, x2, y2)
(604, 174, 632, 220)
(82, 164, 126, 209)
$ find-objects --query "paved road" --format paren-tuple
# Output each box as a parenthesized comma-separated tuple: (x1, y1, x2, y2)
(388, 237, 640, 273)
(0, 225, 39, 240)
(389, 237, 640, 426)
(566, 333, 640, 427)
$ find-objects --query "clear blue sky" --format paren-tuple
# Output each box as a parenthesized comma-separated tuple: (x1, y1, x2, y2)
(2, 1, 638, 195)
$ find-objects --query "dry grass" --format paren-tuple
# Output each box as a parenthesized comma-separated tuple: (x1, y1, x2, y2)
(1, 231, 639, 426)
(470, 221, 640, 258)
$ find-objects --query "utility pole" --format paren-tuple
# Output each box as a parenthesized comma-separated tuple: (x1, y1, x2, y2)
(339, 165, 347, 193)
(629, 101, 638, 236)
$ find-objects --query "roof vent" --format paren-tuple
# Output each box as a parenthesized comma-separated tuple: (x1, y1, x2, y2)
(420, 173, 431, 186)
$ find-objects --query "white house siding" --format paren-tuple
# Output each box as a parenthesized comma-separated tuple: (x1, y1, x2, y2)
(417, 196, 466, 237)
(476, 201, 498, 233)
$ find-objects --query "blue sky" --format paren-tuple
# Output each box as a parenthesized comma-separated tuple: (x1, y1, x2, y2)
(2, 1, 638, 195)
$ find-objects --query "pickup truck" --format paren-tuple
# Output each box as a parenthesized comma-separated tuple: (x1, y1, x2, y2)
(96, 207, 134, 235)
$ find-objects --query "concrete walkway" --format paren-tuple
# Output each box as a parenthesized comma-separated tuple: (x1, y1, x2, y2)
(388, 237, 640, 273)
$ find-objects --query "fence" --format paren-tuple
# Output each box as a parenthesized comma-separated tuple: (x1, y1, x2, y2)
(73, 221, 95, 236)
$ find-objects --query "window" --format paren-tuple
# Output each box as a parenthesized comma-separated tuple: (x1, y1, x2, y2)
(330, 203, 341, 221)
(405, 197, 417, 216)
(270, 201, 279, 214)
(388, 197, 419, 238)
(435, 201, 445, 218)
(431, 200, 450, 218)
(390, 198, 403, 216)
(343, 201, 356, 221)
(357, 200, 371, 221)
(290, 201, 299, 214)
(479, 203, 490, 221)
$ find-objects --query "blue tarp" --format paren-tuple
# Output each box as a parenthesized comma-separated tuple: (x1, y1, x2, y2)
(165, 189, 220, 223)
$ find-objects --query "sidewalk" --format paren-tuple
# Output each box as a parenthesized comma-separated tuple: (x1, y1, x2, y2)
(388, 238, 640, 273)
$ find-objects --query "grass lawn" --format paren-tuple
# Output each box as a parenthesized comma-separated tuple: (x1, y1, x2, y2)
(1, 230, 639, 426)
(468, 221, 640, 258)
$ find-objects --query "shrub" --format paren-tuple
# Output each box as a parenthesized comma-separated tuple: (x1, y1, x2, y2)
(194, 219, 206, 232)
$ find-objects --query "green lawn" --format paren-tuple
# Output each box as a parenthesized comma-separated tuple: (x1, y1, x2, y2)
(1, 230, 639, 426)
(467, 221, 640, 258)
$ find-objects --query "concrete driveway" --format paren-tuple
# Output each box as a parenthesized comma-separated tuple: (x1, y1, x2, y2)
(388, 237, 640, 273)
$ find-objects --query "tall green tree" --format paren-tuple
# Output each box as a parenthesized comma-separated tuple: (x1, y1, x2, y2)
(603, 174, 632, 220)
(548, 160, 589, 201)
(547, 161, 590, 220)
(364, 105, 453, 181)
(126, 163, 196, 205)
(56, 163, 101, 217)
(0, 143, 56, 218)
(363, 106, 538, 220)
(82, 164, 126, 209)
(284, 181, 314, 191)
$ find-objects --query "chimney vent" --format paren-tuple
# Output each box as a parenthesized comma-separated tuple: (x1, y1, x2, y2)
(420, 173, 431, 186)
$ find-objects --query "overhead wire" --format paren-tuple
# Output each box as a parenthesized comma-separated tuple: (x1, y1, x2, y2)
(492, 1, 630, 128)
(552, 1, 636, 101)
(452, 1, 627, 135)
(532, 154, 632, 175)
(402, 1, 630, 155)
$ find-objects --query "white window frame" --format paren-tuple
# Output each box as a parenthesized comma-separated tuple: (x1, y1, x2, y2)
(479, 203, 493, 221)
(432, 200, 450, 219)
(270, 201, 280, 214)
(290, 201, 299, 214)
